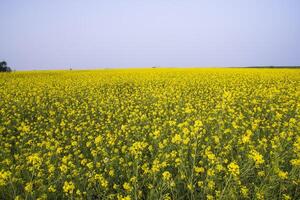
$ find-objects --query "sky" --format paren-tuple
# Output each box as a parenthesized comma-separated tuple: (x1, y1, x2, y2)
(0, 0, 300, 70)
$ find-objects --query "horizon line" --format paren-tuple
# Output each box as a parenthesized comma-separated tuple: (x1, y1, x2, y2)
(11, 65, 300, 72)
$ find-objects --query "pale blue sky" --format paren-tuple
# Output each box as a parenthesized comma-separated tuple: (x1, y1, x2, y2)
(1, 0, 300, 70)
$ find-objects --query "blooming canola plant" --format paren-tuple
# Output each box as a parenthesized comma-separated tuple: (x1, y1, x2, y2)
(0, 69, 299, 199)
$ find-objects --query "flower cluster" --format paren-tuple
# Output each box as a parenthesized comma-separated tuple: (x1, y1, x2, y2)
(0, 69, 299, 199)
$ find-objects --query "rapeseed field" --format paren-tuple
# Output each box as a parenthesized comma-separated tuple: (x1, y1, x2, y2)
(0, 69, 299, 199)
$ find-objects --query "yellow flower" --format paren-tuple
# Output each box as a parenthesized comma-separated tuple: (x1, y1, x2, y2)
(36, 194, 47, 200)
(205, 149, 216, 163)
(122, 196, 131, 200)
(48, 185, 56, 193)
(240, 186, 249, 198)
(27, 153, 42, 166)
(18, 122, 30, 133)
(215, 164, 224, 172)
(153, 130, 160, 139)
(241, 129, 252, 144)
(170, 181, 176, 187)
(63, 181, 75, 194)
(207, 168, 215, 177)
(208, 180, 215, 190)
(123, 182, 132, 192)
(283, 194, 291, 200)
(249, 150, 264, 166)
(162, 171, 172, 181)
(95, 174, 108, 188)
(227, 162, 240, 176)
(207, 194, 214, 200)
(25, 182, 33, 193)
(187, 183, 193, 191)
(95, 135, 103, 145)
(194, 166, 205, 173)
(197, 181, 204, 188)
(194, 120, 203, 127)
(0, 170, 11, 186)
(290, 159, 300, 167)
(48, 164, 55, 173)
(171, 134, 182, 144)
(276, 169, 288, 180)
(256, 191, 264, 200)
(129, 141, 148, 157)
(86, 162, 93, 169)
(109, 169, 115, 177)
(59, 164, 68, 173)
(14, 196, 23, 200)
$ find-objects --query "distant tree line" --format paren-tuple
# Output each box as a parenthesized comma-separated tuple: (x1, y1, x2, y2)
(246, 66, 300, 68)
(0, 61, 12, 72)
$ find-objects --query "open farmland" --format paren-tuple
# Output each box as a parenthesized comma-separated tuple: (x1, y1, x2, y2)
(0, 69, 299, 199)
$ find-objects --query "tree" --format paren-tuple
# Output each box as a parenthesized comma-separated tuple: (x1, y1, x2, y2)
(0, 61, 12, 72)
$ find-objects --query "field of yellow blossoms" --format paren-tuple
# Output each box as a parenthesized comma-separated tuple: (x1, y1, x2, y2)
(0, 69, 299, 200)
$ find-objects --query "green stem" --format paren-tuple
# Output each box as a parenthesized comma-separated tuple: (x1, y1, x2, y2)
(219, 174, 232, 200)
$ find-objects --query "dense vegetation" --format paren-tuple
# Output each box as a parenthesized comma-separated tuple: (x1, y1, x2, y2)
(0, 61, 12, 72)
(0, 69, 299, 199)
